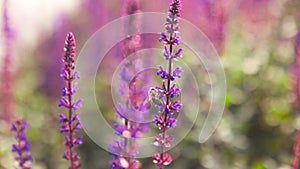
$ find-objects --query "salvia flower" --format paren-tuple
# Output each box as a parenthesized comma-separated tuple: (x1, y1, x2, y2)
(58, 32, 82, 169)
(151, 1, 183, 168)
(11, 119, 32, 169)
(153, 133, 173, 148)
(153, 153, 172, 169)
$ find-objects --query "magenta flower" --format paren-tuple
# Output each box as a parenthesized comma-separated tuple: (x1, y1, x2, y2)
(58, 32, 82, 169)
(11, 119, 32, 169)
(152, 0, 183, 168)
(153, 153, 172, 168)
(290, 15, 300, 169)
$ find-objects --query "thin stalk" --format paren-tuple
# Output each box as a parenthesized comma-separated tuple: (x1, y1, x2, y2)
(67, 69, 74, 169)
(160, 16, 175, 168)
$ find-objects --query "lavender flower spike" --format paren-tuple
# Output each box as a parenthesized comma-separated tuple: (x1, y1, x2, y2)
(58, 32, 82, 169)
(152, 0, 183, 168)
(11, 119, 33, 169)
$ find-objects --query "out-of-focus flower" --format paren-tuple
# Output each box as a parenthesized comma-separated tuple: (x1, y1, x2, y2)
(291, 19, 300, 109)
(292, 132, 300, 169)
(185, 0, 233, 55)
(239, 0, 279, 47)
(290, 15, 300, 169)
(1, 0, 14, 122)
(58, 32, 82, 169)
(109, 0, 148, 168)
(11, 119, 32, 169)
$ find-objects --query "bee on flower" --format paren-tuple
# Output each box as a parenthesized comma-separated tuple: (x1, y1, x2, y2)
(148, 87, 165, 107)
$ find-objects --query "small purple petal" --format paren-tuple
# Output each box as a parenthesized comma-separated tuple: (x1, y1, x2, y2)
(73, 71, 80, 79)
(174, 48, 183, 58)
(73, 122, 81, 130)
(58, 98, 70, 107)
(171, 100, 181, 112)
(10, 123, 17, 131)
(173, 67, 182, 78)
(157, 66, 168, 79)
(159, 32, 167, 42)
(167, 117, 177, 128)
(74, 136, 83, 145)
(163, 45, 170, 60)
(113, 123, 124, 135)
(58, 114, 67, 123)
(72, 98, 83, 110)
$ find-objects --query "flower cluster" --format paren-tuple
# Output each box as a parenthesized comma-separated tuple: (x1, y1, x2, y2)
(152, 0, 183, 168)
(11, 119, 32, 169)
(58, 32, 82, 169)
(109, 140, 141, 169)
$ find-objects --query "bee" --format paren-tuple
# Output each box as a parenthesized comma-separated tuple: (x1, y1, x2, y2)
(148, 87, 164, 106)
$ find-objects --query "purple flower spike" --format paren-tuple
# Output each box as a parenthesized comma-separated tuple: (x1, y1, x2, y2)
(152, 0, 183, 168)
(58, 32, 82, 169)
(11, 119, 33, 169)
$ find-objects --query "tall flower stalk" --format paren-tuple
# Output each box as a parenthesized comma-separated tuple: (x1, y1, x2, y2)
(152, 0, 182, 168)
(291, 15, 300, 169)
(58, 32, 82, 169)
(109, 0, 149, 168)
(11, 119, 33, 169)
(1, 0, 14, 122)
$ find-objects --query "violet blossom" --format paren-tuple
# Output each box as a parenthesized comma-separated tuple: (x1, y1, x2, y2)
(58, 32, 82, 169)
(11, 119, 33, 169)
(152, 0, 183, 168)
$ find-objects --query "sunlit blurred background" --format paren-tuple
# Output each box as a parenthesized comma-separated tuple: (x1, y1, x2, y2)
(1, 0, 300, 169)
